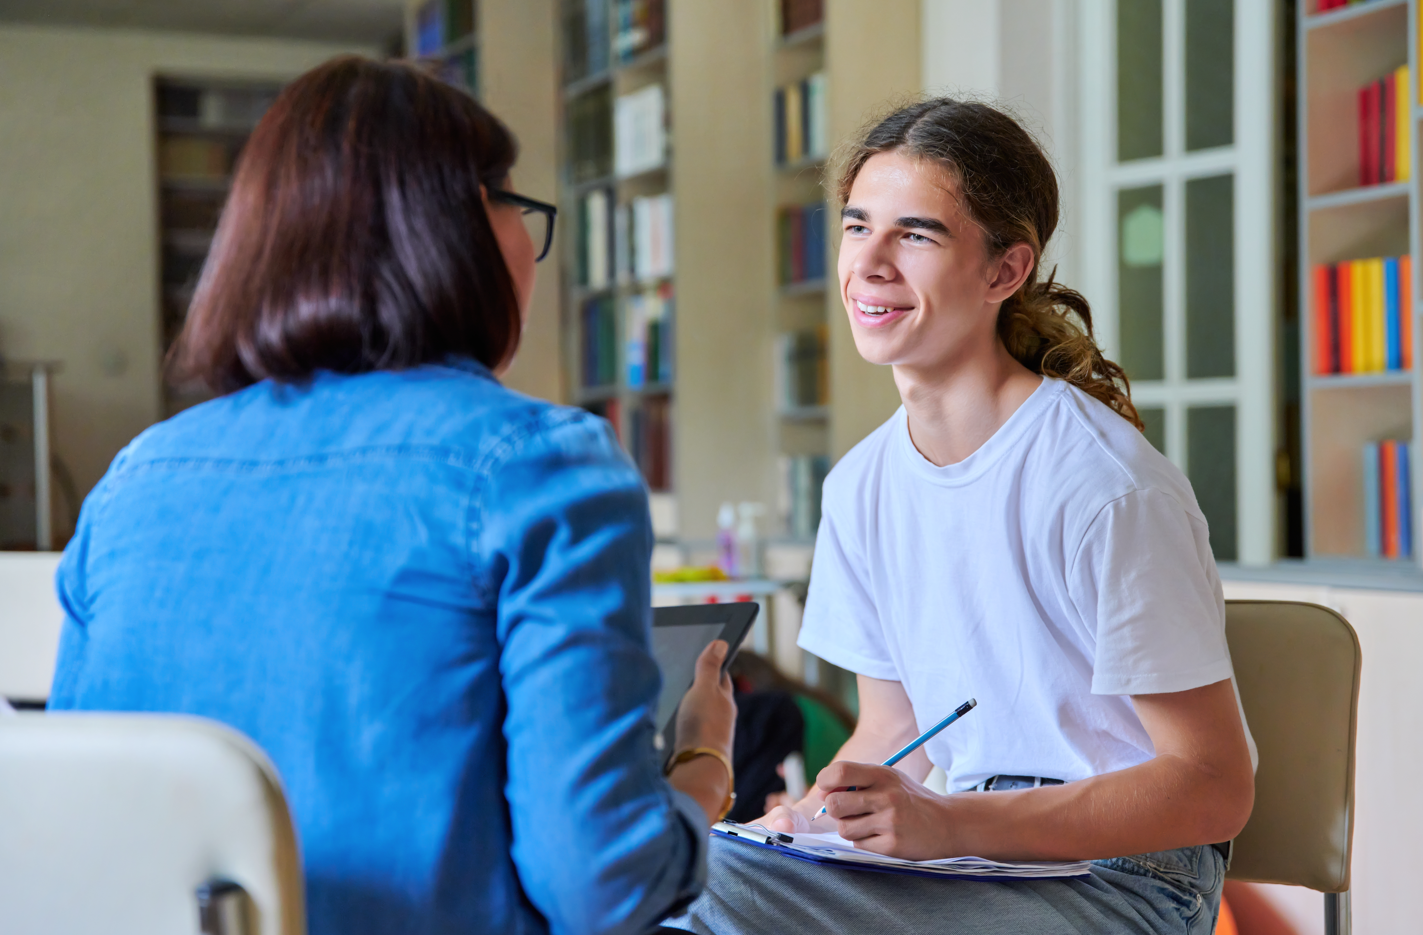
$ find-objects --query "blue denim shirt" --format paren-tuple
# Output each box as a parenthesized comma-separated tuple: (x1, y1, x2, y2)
(50, 359, 706, 935)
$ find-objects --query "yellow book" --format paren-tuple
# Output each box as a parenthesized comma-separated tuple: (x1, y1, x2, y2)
(1398, 66, 1412, 183)
(784, 82, 804, 163)
(1351, 260, 1368, 373)
(1369, 257, 1387, 372)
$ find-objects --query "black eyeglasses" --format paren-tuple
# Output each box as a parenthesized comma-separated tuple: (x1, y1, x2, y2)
(490, 189, 558, 262)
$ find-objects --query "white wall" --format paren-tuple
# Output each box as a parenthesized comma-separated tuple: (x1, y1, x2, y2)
(0, 25, 372, 540)
(919, 0, 1082, 290)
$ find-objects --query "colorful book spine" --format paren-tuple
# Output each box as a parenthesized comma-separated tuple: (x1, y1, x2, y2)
(773, 71, 828, 165)
(1314, 255, 1411, 375)
(581, 295, 618, 388)
(624, 282, 674, 387)
(779, 327, 829, 409)
(1357, 66, 1411, 186)
(778, 202, 827, 285)
(1363, 440, 1415, 559)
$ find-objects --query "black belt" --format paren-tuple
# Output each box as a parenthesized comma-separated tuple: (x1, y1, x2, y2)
(973, 775, 1232, 865)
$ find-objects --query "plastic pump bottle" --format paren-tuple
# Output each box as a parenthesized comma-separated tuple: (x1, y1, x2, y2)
(735, 502, 766, 579)
(717, 502, 738, 577)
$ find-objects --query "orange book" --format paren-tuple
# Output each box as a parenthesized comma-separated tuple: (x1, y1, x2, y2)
(1313, 264, 1333, 373)
(1403, 254, 1414, 370)
(1381, 440, 1399, 557)
(1337, 261, 1354, 372)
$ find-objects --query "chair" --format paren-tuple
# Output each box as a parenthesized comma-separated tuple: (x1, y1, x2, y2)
(0, 713, 305, 935)
(1224, 600, 1361, 935)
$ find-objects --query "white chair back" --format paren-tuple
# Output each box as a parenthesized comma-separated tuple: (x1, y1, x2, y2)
(0, 551, 65, 702)
(0, 713, 305, 935)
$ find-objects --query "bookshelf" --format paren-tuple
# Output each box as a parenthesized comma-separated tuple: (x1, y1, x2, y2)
(1299, 0, 1421, 567)
(154, 78, 284, 418)
(408, 0, 481, 94)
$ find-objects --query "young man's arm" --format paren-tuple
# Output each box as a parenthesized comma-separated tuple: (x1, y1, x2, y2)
(766, 675, 1253, 861)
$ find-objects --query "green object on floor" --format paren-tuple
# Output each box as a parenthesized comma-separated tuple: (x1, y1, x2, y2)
(793, 695, 851, 781)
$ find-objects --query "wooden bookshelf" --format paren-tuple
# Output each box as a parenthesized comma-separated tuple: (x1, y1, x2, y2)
(154, 77, 284, 418)
(1299, 0, 1421, 567)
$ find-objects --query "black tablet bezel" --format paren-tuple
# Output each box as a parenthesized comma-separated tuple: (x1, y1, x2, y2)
(651, 601, 759, 762)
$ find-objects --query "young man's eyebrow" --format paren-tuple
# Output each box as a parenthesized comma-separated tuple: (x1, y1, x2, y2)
(894, 215, 951, 235)
(841, 206, 869, 222)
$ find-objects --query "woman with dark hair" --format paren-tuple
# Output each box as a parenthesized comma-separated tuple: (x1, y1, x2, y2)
(669, 99, 1254, 934)
(49, 56, 734, 935)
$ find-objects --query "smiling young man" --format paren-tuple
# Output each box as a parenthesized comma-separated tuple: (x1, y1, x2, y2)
(667, 99, 1255, 935)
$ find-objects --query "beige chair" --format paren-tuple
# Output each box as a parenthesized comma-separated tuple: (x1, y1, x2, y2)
(1224, 600, 1361, 935)
(0, 713, 305, 935)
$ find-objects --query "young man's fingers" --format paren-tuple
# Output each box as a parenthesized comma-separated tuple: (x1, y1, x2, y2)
(817, 761, 893, 791)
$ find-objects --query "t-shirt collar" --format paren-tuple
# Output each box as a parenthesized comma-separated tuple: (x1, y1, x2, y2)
(895, 376, 1064, 486)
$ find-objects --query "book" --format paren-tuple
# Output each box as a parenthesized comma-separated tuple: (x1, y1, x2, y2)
(580, 188, 613, 289)
(1396, 66, 1411, 182)
(780, 0, 824, 35)
(1337, 261, 1354, 373)
(1402, 254, 1413, 370)
(581, 295, 618, 388)
(779, 202, 828, 285)
(614, 84, 667, 178)
(1357, 66, 1412, 186)
(1384, 257, 1401, 371)
(1312, 264, 1333, 374)
(1364, 442, 1382, 557)
(614, 0, 665, 63)
(1397, 442, 1414, 558)
(1382, 440, 1400, 558)
(415, 0, 443, 57)
(630, 394, 671, 490)
(774, 71, 828, 165)
(567, 86, 613, 184)
(1368, 257, 1386, 373)
(630, 193, 675, 281)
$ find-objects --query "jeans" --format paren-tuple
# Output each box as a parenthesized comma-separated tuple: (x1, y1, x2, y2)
(666, 835, 1225, 934)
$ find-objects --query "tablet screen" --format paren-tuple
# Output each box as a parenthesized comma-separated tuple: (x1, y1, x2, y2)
(650, 622, 726, 738)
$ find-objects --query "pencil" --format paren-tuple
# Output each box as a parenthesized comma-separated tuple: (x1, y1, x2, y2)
(815, 698, 976, 819)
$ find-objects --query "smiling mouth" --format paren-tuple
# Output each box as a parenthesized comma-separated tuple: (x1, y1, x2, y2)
(855, 300, 910, 316)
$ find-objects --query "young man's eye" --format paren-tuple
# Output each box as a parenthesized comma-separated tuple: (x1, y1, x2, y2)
(846, 224, 869, 235)
(905, 232, 932, 245)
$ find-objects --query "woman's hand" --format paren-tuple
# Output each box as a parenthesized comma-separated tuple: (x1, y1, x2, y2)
(817, 761, 956, 861)
(667, 641, 737, 826)
(673, 640, 736, 755)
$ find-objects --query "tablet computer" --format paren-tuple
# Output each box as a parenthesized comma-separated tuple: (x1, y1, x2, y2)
(650, 602, 759, 758)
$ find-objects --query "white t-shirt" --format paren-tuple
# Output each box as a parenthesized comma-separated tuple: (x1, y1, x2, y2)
(799, 377, 1256, 792)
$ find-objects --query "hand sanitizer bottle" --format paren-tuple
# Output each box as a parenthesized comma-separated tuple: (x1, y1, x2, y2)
(717, 502, 738, 578)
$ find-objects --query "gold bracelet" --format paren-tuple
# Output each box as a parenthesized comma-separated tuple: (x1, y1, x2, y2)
(665, 746, 737, 821)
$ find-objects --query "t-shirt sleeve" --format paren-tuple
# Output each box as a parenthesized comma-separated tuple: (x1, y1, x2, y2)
(1068, 487, 1235, 696)
(796, 485, 899, 681)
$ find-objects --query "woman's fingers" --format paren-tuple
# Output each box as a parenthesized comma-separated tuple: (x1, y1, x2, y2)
(761, 804, 810, 834)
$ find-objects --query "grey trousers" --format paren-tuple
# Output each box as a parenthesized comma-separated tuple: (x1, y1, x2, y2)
(664, 836, 1225, 935)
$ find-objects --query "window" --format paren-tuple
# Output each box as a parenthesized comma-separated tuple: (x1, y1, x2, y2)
(1078, 0, 1277, 564)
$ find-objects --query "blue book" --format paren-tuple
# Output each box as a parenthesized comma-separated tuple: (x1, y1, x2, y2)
(1363, 443, 1382, 557)
(1384, 257, 1401, 370)
(1399, 443, 1413, 558)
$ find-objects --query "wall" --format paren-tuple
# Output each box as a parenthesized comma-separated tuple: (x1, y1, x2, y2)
(0, 25, 372, 539)
(473, 0, 564, 404)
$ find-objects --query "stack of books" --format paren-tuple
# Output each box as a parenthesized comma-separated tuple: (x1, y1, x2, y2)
(614, 0, 665, 63)
(614, 84, 667, 177)
(567, 87, 613, 184)
(413, 0, 475, 58)
(1311, 255, 1413, 375)
(581, 295, 618, 388)
(564, 0, 611, 81)
(780, 0, 824, 35)
(774, 72, 828, 166)
(1363, 440, 1413, 559)
(779, 455, 831, 540)
(778, 327, 828, 410)
(779, 203, 828, 286)
(625, 283, 675, 388)
(1357, 65, 1410, 187)
(578, 188, 614, 289)
(630, 396, 672, 490)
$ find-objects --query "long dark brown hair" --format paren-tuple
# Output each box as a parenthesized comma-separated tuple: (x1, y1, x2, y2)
(835, 98, 1143, 430)
(170, 56, 522, 393)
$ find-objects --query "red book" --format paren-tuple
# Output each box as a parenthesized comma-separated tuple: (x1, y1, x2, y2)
(1402, 255, 1413, 370)
(1337, 261, 1354, 372)
(1384, 73, 1397, 182)
(1359, 85, 1373, 186)
(1382, 441, 1400, 557)
(1314, 264, 1333, 373)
